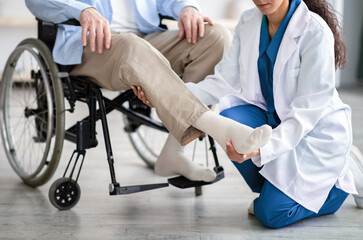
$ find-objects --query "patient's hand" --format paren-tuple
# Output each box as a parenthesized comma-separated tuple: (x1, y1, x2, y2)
(178, 7, 214, 44)
(131, 86, 153, 108)
(80, 7, 111, 54)
(225, 139, 260, 163)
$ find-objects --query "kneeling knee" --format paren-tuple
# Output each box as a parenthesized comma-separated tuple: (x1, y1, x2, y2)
(254, 203, 293, 229)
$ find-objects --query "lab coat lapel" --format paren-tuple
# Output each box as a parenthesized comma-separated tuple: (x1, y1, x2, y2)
(273, 31, 298, 94)
(273, 2, 310, 94)
(240, 9, 263, 98)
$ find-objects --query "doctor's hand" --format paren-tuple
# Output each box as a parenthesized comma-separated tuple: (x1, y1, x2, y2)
(131, 86, 154, 108)
(178, 7, 214, 44)
(226, 139, 260, 163)
(80, 7, 111, 54)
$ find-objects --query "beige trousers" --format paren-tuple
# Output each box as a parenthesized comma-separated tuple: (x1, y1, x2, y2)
(71, 24, 231, 145)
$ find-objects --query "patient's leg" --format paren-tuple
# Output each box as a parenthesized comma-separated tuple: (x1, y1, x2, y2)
(72, 33, 271, 154)
(155, 134, 216, 182)
(154, 111, 271, 181)
(193, 111, 272, 154)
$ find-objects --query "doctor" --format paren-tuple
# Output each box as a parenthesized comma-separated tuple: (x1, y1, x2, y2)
(135, 0, 363, 228)
(193, 0, 358, 228)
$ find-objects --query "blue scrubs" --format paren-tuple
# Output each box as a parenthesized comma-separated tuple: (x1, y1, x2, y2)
(220, 0, 348, 228)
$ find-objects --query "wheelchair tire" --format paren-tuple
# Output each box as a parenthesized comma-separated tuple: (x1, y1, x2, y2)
(0, 38, 65, 187)
(49, 177, 81, 210)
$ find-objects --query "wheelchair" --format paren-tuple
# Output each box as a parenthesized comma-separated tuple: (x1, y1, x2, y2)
(0, 19, 224, 210)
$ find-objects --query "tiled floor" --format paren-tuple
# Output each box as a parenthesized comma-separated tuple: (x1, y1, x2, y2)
(0, 87, 362, 240)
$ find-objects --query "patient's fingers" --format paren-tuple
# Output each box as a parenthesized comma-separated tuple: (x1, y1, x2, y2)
(104, 24, 111, 49)
(178, 19, 185, 39)
(80, 7, 111, 53)
(81, 23, 88, 47)
(178, 7, 214, 44)
(96, 24, 104, 53)
(89, 25, 96, 52)
(203, 17, 214, 26)
(191, 16, 198, 44)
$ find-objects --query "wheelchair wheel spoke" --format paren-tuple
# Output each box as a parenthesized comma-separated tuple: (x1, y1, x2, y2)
(1, 38, 65, 186)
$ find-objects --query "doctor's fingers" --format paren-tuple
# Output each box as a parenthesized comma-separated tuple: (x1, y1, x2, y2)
(225, 139, 247, 163)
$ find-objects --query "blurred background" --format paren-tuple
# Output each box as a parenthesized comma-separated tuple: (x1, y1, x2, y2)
(0, 0, 362, 87)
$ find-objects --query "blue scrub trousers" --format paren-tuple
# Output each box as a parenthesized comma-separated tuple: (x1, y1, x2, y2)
(220, 105, 349, 229)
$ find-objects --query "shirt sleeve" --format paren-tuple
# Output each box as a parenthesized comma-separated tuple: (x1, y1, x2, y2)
(156, 0, 200, 19)
(185, 16, 243, 105)
(259, 28, 337, 166)
(25, 0, 92, 23)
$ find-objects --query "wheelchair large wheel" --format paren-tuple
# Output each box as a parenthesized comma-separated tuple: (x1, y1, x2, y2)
(123, 107, 213, 170)
(0, 38, 65, 187)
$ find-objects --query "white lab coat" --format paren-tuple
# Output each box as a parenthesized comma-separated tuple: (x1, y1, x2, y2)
(187, 1, 357, 212)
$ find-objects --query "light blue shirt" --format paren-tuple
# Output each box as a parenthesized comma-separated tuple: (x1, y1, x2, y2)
(25, 0, 199, 65)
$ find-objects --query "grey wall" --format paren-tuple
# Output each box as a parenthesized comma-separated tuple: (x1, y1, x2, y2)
(0, 0, 36, 73)
(340, 0, 363, 87)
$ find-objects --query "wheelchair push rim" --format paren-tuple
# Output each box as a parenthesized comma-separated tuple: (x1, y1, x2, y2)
(0, 38, 65, 186)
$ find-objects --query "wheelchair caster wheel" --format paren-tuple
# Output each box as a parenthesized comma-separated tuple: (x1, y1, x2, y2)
(49, 177, 81, 210)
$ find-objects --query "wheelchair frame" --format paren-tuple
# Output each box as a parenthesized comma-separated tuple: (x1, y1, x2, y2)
(0, 18, 224, 210)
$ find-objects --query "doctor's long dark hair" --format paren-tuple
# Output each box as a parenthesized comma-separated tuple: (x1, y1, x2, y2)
(303, 0, 346, 69)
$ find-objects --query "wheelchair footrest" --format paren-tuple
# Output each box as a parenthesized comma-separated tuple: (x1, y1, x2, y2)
(109, 182, 169, 195)
(168, 166, 224, 189)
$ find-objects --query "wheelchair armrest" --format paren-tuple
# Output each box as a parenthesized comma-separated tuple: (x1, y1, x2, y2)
(60, 19, 81, 26)
(159, 14, 176, 30)
(36, 18, 81, 54)
(36, 17, 80, 26)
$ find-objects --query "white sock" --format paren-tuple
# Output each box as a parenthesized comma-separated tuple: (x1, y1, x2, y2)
(155, 134, 217, 182)
(192, 111, 272, 154)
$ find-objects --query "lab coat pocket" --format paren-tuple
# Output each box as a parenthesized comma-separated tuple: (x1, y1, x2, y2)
(286, 68, 299, 93)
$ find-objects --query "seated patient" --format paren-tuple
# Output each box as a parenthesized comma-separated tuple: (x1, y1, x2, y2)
(25, 0, 272, 182)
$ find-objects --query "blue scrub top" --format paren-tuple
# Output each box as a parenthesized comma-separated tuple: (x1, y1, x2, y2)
(258, 0, 301, 128)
